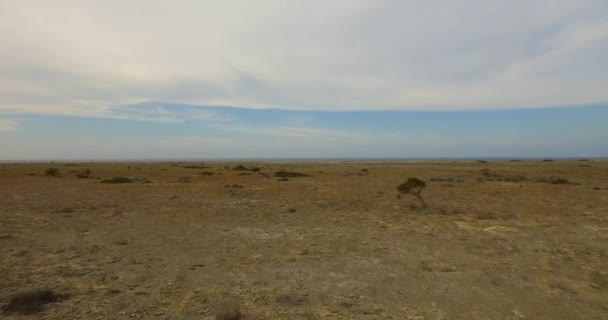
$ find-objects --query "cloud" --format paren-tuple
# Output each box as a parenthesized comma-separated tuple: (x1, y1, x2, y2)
(0, 0, 607, 116)
(0, 119, 19, 132)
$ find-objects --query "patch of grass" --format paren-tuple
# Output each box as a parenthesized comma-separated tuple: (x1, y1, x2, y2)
(56, 207, 74, 214)
(200, 171, 215, 176)
(278, 178, 289, 181)
(274, 170, 310, 177)
(480, 169, 526, 182)
(536, 176, 575, 185)
(2, 289, 66, 315)
(100, 177, 133, 184)
(286, 208, 297, 213)
(44, 167, 60, 177)
(178, 176, 193, 183)
(430, 177, 454, 182)
(475, 211, 497, 220)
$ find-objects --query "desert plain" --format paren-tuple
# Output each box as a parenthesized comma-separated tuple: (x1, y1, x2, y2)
(1, 160, 607, 319)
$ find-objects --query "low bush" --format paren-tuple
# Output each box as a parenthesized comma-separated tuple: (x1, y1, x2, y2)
(44, 168, 60, 177)
(76, 169, 91, 179)
(100, 177, 133, 184)
(274, 170, 310, 177)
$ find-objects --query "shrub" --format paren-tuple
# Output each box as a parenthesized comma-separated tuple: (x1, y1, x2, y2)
(44, 168, 60, 177)
(76, 169, 91, 179)
(200, 171, 215, 175)
(274, 170, 310, 177)
(100, 177, 133, 184)
(251, 167, 261, 172)
(232, 164, 249, 171)
(397, 177, 427, 207)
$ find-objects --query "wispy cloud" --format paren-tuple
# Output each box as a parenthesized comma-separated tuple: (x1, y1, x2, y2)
(0, 119, 19, 132)
(1, 1, 607, 116)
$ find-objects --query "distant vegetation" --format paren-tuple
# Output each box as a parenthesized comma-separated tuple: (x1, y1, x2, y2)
(100, 177, 133, 184)
(44, 168, 60, 177)
(183, 163, 210, 169)
(232, 164, 250, 171)
(274, 170, 310, 178)
(479, 169, 526, 182)
(397, 177, 427, 207)
(76, 169, 91, 179)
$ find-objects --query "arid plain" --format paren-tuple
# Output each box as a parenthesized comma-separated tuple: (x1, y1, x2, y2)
(1, 160, 607, 319)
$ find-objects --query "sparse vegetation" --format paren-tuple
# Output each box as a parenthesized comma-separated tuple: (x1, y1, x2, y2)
(232, 164, 249, 171)
(76, 169, 91, 178)
(251, 167, 261, 172)
(178, 176, 193, 183)
(397, 177, 427, 207)
(480, 169, 526, 182)
(183, 163, 209, 169)
(100, 177, 133, 184)
(274, 170, 310, 177)
(200, 171, 215, 176)
(44, 167, 60, 177)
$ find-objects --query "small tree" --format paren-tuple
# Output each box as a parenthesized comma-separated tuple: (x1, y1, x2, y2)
(397, 177, 427, 207)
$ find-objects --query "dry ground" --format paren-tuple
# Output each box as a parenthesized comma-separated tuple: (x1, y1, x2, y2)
(1, 161, 607, 319)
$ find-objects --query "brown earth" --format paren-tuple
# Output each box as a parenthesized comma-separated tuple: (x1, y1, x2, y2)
(1, 161, 607, 319)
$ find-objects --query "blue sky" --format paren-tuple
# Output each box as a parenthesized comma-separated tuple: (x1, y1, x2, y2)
(2, 103, 607, 159)
(0, 1, 607, 159)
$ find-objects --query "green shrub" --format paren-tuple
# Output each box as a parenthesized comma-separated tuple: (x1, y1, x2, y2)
(232, 164, 249, 171)
(100, 177, 133, 184)
(251, 167, 261, 172)
(397, 177, 427, 207)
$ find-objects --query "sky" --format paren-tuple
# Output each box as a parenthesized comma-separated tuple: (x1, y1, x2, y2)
(1, 1, 607, 159)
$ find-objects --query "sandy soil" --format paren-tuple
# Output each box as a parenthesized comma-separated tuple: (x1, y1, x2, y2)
(1, 161, 607, 319)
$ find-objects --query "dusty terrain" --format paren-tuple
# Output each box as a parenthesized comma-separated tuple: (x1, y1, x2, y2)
(1, 160, 607, 319)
